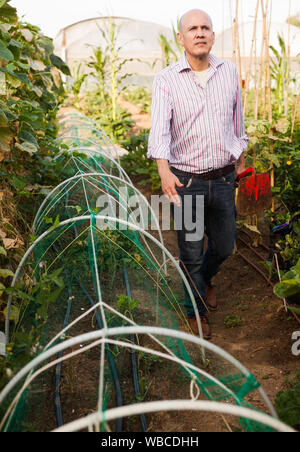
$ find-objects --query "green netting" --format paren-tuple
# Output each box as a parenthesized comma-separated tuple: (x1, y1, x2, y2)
(0, 113, 284, 433)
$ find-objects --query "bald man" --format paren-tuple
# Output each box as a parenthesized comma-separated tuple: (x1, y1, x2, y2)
(148, 9, 249, 339)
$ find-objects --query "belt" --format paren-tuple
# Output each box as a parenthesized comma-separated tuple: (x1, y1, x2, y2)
(171, 164, 235, 180)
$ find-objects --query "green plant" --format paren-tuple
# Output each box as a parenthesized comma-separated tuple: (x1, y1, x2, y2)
(122, 86, 152, 114)
(78, 17, 139, 143)
(275, 383, 300, 428)
(121, 130, 161, 192)
(224, 314, 242, 328)
(245, 116, 299, 214)
(117, 294, 139, 318)
(159, 34, 178, 67)
(274, 258, 300, 299)
(283, 372, 300, 388)
(135, 370, 151, 402)
(270, 34, 289, 117)
(277, 233, 300, 266)
(69, 62, 87, 105)
(80, 89, 133, 143)
(158, 18, 183, 68)
(0, 266, 65, 390)
(86, 46, 108, 101)
(0, 0, 70, 332)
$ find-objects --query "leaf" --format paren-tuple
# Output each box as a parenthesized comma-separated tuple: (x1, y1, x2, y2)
(0, 4, 18, 24)
(36, 36, 54, 56)
(287, 306, 300, 315)
(50, 66, 61, 88)
(31, 85, 43, 97)
(242, 224, 262, 235)
(0, 67, 31, 86)
(0, 268, 14, 278)
(0, 38, 13, 60)
(18, 128, 38, 147)
(2, 237, 23, 250)
(275, 118, 290, 134)
(39, 73, 53, 90)
(274, 279, 300, 299)
(6, 73, 21, 88)
(0, 126, 12, 152)
(28, 58, 46, 72)
(16, 61, 30, 70)
(50, 53, 70, 76)
(20, 28, 33, 43)
(0, 245, 7, 256)
(0, 282, 5, 297)
(15, 141, 38, 155)
(3, 304, 19, 323)
(0, 108, 7, 126)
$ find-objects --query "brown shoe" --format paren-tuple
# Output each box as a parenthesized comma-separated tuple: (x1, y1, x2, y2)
(187, 315, 212, 340)
(205, 283, 218, 311)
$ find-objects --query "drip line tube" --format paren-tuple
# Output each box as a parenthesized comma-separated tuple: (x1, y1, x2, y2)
(122, 266, 148, 432)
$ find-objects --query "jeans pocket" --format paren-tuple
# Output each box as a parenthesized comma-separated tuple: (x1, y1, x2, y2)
(222, 172, 235, 187)
(174, 173, 193, 189)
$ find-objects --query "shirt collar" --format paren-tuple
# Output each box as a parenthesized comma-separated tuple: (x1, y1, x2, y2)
(177, 52, 224, 73)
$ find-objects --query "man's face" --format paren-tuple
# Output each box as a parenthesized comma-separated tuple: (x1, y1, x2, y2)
(177, 11, 215, 59)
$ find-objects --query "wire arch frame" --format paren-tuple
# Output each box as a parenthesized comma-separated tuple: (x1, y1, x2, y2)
(54, 145, 132, 184)
(0, 325, 279, 431)
(3, 214, 280, 423)
(32, 173, 168, 273)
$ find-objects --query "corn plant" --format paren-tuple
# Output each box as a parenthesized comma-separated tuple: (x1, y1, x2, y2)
(95, 17, 136, 120)
(87, 46, 108, 100)
(69, 62, 87, 105)
(158, 18, 183, 68)
(269, 34, 289, 117)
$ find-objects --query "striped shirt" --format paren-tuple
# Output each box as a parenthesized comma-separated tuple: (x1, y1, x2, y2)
(147, 53, 249, 173)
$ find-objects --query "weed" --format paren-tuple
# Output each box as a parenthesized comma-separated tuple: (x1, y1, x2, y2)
(224, 314, 243, 328)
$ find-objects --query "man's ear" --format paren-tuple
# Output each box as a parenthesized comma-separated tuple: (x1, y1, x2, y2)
(177, 32, 183, 46)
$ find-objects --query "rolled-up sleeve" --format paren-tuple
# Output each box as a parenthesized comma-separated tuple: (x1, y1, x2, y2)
(147, 75, 173, 160)
(232, 69, 249, 159)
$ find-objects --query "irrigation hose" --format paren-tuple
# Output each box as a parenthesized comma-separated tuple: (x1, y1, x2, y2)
(54, 275, 73, 427)
(122, 265, 148, 432)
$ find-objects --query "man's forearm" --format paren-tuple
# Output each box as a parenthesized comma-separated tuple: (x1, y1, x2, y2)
(156, 158, 170, 176)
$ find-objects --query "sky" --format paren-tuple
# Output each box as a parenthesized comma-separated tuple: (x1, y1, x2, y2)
(9, 0, 299, 39)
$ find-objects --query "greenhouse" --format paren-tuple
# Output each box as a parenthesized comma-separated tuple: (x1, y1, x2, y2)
(54, 16, 175, 87)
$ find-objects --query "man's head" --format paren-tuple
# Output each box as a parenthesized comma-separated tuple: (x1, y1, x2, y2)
(177, 9, 215, 60)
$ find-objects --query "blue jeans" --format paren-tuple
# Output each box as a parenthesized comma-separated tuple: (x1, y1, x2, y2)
(171, 168, 237, 317)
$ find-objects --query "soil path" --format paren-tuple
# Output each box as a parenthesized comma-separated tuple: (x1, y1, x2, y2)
(118, 97, 152, 133)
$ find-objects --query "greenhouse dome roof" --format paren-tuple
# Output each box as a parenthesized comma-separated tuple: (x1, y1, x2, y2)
(54, 16, 174, 61)
(54, 16, 176, 87)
